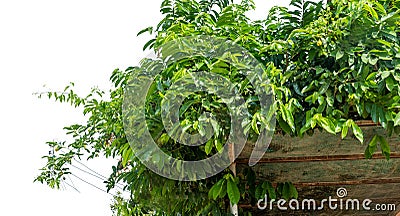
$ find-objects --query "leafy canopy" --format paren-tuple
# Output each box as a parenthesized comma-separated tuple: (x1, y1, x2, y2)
(35, 0, 400, 215)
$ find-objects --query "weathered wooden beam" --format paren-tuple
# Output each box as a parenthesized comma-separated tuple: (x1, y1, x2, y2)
(236, 152, 400, 164)
(294, 177, 400, 187)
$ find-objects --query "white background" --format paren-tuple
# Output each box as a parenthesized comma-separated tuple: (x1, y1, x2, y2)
(0, 0, 289, 215)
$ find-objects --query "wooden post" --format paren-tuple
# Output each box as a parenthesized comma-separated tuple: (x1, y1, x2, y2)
(228, 143, 238, 216)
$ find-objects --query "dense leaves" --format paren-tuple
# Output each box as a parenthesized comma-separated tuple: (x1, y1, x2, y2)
(35, 0, 400, 215)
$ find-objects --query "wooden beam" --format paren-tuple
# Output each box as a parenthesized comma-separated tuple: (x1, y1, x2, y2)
(294, 177, 400, 187)
(236, 152, 400, 164)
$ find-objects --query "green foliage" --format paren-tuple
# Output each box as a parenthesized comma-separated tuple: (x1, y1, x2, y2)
(35, 0, 400, 215)
(254, 180, 298, 201)
(365, 134, 391, 160)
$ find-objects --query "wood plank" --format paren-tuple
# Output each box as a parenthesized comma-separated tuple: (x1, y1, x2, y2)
(236, 152, 400, 164)
(294, 177, 400, 187)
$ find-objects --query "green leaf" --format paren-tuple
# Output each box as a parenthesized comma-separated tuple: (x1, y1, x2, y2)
(251, 116, 260, 134)
(366, 72, 378, 81)
(255, 184, 264, 199)
(341, 122, 349, 139)
(374, 2, 386, 15)
(280, 104, 295, 132)
(386, 76, 395, 91)
(351, 122, 364, 143)
(215, 140, 223, 153)
(380, 10, 400, 23)
(209, 179, 225, 200)
(264, 181, 276, 200)
(376, 39, 391, 47)
(378, 106, 387, 128)
(143, 38, 156, 51)
(278, 118, 292, 134)
(299, 124, 311, 137)
(378, 136, 390, 160)
(371, 104, 378, 122)
(365, 135, 378, 159)
(361, 54, 369, 64)
(122, 148, 132, 167)
(394, 112, 400, 126)
(288, 182, 298, 199)
(364, 3, 379, 20)
(227, 178, 240, 204)
(336, 50, 344, 60)
(218, 182, 227, 198)
(369, 57, 378, 65)
(282, 182, 291, 200)
(137, 26, 153, 36)
(370, 50, 391, 60)
(315, 114, 335, 134)
(205, 139, 213, 155)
